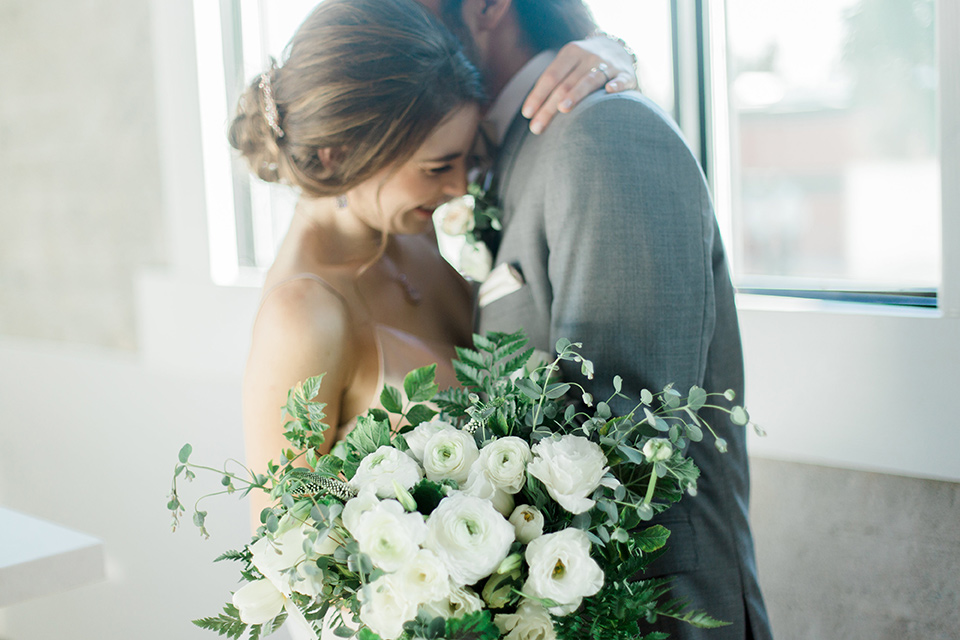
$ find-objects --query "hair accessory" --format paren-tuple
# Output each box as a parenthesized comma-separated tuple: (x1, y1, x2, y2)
(258, 72, 284, 139)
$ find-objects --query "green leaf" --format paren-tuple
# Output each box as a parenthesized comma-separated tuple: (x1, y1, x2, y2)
(406, 403, 438, 426)
(178, 443, 192, 464)
(192, 603, 248, 639)
(544, 382, 571, 399)
(634, 524, 671, 552)
(514, 378, 542, 400)
(445, 610, 500, 640)
(641, 389, 654, 405)
(453, 360, 484, 389)
(686, 424, 703, 442)
(731, 406, 749, 426)
(313, 455, 344, 478)
(345, 414, 393, 460)
(555, 337, 572, 354)
(613, 375, 623, 393)
(358, 627, 383, 640)
(380, 386, 403, 414)
(687, 385, 707, 411)
(404, 364, 439, 403)
(455, 346, 488, 371)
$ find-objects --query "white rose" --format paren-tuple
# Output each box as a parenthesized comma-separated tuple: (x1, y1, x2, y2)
(508, 504, 545, 544)
(494, 600, 557, 640)
(528, 435, 608, 514)
(437, 196, 476, 236)
(351, 445, 423, 499)
(422, 427, 479, 485)
(642, 437, 673, 462)
(353, 499, 427, 572)
(232, 579, 284, 625)
(523, 528, 603, 615)
(460, 242, 493, 282)
(395, 549, 452, 604)
(403, 420, 452, 463)
(343, 489, 380, 536)
(425, 493, 515, 586)
(422, 584, 485, 619)
(359, 574, 419, 640)
(471, 437, 532, 494)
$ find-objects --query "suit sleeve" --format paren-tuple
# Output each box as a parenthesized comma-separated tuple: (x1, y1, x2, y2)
(541, 95, 718, 410)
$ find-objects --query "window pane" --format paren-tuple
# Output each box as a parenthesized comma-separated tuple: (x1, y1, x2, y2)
(726, 0, 940, 290)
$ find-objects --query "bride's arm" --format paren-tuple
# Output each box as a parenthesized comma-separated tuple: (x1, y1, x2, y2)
(522, 34, 638, 135)
(241, 280, 354, 527)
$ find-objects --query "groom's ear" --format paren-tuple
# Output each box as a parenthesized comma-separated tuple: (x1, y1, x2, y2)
(461, 0, 514, 35)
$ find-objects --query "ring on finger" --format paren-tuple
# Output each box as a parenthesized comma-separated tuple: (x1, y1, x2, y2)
(591, 62, 612, 82)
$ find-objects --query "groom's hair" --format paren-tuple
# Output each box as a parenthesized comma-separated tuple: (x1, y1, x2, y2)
(439, 0, 597, 54)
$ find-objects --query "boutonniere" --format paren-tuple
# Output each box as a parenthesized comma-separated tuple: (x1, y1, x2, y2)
(435, 173, 502, 282)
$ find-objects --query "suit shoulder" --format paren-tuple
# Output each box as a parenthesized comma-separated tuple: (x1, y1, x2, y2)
(557, 91, 689, 147)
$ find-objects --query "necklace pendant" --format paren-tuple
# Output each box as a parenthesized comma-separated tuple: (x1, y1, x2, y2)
(396, 274, 422, 306)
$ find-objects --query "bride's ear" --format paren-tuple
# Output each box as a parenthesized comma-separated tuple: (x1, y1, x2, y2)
(462, 0, 514, 34)
(315, 147, 347, 176)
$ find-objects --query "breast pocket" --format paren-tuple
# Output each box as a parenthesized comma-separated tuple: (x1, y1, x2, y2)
(477, 284, 539, 338)
(630, 509, 701, 579)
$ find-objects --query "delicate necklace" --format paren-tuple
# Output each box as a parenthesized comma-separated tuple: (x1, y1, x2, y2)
(388, 262, 422, 306)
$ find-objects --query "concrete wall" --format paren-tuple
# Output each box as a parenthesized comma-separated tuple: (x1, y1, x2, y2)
(0, 0, 165, 350)
(0, 0, 957, 639)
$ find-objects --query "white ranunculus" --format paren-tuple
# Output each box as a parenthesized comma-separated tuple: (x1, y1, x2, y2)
(642, 437, 673, 462)
(395, 549, 451, 604)
(359, 574, 419, 640)
(422, 584, 485, 619)
(471, 437, 532, 494)
(232, 579, 285, 625)
(463, 469, 515, 517)
(528, 435, 609, 514)
(524, 528, 604, 615)
(425, 493, 515, 586)
(508, 504, 545, 544)
(422, 427, 479, 485)
(343, 489, 380, 536)
(353, 499, 427, 572)
(460, 242, 493, 282)
(437, 196, 476, 236)
(494, 600, 557, 640)
(351, 445, 423, 499)
(403, 420, 453, 463)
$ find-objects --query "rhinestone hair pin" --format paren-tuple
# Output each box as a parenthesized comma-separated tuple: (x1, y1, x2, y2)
(258, 72, 284, 139)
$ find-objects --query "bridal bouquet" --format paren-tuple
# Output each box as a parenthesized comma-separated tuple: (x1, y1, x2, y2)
(169, 331, 752, 640)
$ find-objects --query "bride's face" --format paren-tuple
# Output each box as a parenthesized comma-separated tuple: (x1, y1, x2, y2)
(347, 103, 481, 235)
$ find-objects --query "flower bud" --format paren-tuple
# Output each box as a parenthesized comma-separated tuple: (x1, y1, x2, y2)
(496, 553, 522, 575)
(642, 438, 673, 462)
(393, 480, 417, 512)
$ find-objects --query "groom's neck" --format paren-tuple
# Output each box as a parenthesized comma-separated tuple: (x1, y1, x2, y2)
(481, 21, 537, 100)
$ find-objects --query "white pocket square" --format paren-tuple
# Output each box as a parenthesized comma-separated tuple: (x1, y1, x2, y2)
(478, 262, 525, 309)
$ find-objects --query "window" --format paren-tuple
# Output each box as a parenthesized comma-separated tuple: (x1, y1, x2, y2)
(197, 0, 947, 310)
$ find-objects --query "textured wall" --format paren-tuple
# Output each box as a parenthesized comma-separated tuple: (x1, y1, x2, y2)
(750, 457, 960, 640)
(0, 0, 165, 350)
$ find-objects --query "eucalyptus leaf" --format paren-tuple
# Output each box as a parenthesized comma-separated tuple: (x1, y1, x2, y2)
(731, 406, 750, 426)
(178, 443, 192, 464)
(687, 385, 707, 411)
(641, 389, 654, 405)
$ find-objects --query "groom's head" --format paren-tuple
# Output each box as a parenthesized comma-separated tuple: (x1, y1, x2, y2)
(417, 0, 596, 93)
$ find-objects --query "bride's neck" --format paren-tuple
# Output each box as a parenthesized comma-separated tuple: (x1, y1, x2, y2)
(293, 196, 385, 265)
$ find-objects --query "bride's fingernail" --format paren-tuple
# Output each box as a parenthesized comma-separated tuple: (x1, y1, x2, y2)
(530, 121, 544, 135)
(521, 105, 534, 118)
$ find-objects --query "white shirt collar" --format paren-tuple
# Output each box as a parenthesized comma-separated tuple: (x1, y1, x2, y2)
(484, 50, 557, 146)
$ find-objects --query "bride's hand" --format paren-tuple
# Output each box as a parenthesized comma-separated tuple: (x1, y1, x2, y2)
(522, 34, 639, 135)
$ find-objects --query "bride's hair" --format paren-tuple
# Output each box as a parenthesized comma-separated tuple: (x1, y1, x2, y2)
(228, 0, 485, 198)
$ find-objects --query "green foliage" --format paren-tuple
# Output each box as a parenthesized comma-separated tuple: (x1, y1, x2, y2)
(192, 604, 248, 639)
(445, 610, 500, 640)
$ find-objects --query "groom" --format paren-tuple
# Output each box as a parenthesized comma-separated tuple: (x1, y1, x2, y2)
(416, 0, 773, 638)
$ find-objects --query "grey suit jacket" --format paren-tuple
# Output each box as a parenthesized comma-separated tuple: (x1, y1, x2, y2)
(478, 90, 772, 640)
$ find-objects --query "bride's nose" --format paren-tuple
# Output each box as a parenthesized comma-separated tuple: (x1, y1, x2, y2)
(441, 161, 469, 198)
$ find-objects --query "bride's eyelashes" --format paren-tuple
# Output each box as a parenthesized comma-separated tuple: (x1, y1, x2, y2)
(423, 164, 454, 176)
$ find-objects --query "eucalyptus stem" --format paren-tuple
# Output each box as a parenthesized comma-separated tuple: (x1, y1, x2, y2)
(643, 472, 658, 506)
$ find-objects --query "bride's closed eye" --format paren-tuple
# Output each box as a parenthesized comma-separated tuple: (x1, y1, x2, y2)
(424, 164, 454, 176)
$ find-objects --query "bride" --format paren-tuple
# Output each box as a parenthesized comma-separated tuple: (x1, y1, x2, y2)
(230, 0, 635, 520)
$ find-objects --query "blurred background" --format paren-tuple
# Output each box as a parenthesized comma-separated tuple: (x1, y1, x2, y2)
(0, 0, 957, 638)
